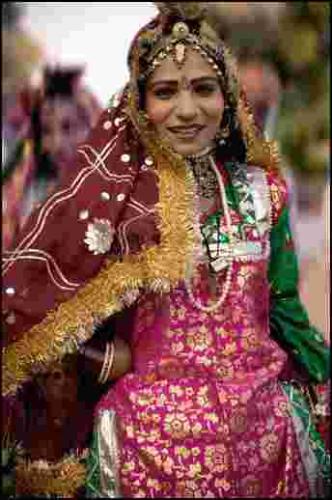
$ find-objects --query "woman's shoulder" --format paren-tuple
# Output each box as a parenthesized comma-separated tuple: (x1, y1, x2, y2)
(248, 163, 289, 225)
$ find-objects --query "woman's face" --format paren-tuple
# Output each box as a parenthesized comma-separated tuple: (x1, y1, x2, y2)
(40, 97, 90, 162)
(145, 48, 224, 156)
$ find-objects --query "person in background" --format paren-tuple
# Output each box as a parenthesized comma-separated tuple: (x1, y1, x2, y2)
(2, 66, 101, 250)
(2, 67, 101, 496)
(2, 3, 330, 498)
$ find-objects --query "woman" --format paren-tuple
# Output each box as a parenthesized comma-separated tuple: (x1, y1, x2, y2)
(2, 3, 330, 498)
(2, 66, 101, 250)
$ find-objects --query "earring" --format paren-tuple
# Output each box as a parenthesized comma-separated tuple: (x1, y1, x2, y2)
(217, 108, 231, 145)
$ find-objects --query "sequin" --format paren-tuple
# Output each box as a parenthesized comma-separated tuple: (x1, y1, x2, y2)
(116, 193, 126, 202)
(121, 154, 130, 163)
(5, 287, 15, 296)
(101, 192, 111, 201)
(79, 210, 89, 220)
(6, 312, 16, 324)
(144, 157, 154, 166)
(103, 121, 112, 130)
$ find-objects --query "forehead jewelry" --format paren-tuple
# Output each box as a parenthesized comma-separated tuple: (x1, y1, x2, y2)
(172, 21, 190, 68)
(148, 21, 224, 80)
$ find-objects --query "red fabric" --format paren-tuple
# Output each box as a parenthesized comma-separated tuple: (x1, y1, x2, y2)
(2, 91, 160, 348)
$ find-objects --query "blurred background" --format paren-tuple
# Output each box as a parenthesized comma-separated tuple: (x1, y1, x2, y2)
(2, 2, 330, 338)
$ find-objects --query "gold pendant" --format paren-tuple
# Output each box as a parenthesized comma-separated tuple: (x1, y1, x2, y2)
(174, 43, 186, 67)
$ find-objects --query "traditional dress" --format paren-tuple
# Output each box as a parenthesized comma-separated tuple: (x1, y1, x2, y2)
(83, 156, 329, 498)
(2, 3, 329, 498)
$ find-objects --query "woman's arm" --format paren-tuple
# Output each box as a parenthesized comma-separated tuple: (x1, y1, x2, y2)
(267, 172, 329, 384)
(79, 334, 132, 383)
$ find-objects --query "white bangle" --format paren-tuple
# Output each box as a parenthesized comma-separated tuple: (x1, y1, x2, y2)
(102, 341, 115, 384)
(98, 342, 110, 384)
(98, 341, 115, 384)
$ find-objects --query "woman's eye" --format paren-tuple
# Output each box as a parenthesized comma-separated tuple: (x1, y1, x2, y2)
(153, 88, 176, 99)
(194, 85, 217, 96)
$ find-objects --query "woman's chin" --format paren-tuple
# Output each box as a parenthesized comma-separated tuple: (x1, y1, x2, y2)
(171, 142, 212, 157)
(159, 132, 214, 157)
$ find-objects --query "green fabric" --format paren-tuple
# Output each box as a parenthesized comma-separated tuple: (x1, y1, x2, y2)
(268, 207, 330, 383)
(2, 139, 25, 183)
(85, 430, 103, 498)
(281, 381, 330, 496)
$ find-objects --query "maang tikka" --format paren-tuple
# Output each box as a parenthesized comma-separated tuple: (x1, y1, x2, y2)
(171, 21, 190, 68)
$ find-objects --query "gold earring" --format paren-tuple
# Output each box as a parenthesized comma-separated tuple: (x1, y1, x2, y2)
(219, 108, 231, 139)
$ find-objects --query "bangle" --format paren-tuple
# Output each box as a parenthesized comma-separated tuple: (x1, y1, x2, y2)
(103, 341, 115, 384)
(98, 341, 115, 384)
(98, 342, 110, 384)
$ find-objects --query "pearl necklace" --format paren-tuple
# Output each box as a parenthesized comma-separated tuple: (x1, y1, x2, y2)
(185, 155, 235, 313)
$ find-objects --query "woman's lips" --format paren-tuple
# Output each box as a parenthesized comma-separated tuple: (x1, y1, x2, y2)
(168, 125, 204, 139)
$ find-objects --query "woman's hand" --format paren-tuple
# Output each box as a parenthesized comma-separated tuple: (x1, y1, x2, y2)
(79, 335, 132, 383)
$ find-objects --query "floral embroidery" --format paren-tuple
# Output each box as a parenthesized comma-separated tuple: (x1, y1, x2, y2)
(229, 410, 247, 433)
(241, 475, 262, 496)
(214, 478, 232, 492)
(163, 413, 190, 439)
(94, 168, 310, 497)
(259, 432, 281, 463)
(186, 325, 213, 352)
(204, 445, 228, 473)
(84, 218, 115, 255)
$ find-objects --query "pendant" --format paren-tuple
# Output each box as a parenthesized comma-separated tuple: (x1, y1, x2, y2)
(174, 43, 186, 67)
(210, 257, 229, 273)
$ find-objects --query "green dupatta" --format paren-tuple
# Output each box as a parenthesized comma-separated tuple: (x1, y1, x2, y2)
(268, 206, 330, 383)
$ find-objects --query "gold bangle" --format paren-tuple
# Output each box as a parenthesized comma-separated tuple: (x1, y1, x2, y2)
(101, 341, 115, 384)
(98, 342, 110, 384)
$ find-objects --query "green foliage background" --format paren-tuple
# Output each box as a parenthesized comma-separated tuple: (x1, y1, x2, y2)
(207, 2, 330, 173)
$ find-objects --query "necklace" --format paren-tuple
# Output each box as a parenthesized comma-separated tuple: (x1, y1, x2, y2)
(185, 155, 234, 313)
(186, 146, 218, 199)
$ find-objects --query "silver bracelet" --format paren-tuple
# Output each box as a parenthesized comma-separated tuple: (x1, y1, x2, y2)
(98, 341, 115, 384)
(98, 342, 110, 384)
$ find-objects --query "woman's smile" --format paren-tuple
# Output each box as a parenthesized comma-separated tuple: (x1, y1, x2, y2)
(167, 124, 205, 139)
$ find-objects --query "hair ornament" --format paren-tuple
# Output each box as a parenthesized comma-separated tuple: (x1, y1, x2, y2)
(154, 2, 207, 23)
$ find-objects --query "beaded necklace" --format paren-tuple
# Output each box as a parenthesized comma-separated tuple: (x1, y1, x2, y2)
(185, 152, 235, 312)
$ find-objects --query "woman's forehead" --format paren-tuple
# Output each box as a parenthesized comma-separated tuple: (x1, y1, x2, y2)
(148, 48, 218, 85)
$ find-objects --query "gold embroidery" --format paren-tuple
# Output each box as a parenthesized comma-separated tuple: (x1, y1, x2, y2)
(3, 150, 196, 395)
(259, 432, 281, 464)
(241, 475, 262, 496)
(163, 413, 190, 439)
(15, 455, 86, 497)
(214, 477, 232, 492)
(204, 444, 229, 473)
(186, 325, 213, 352)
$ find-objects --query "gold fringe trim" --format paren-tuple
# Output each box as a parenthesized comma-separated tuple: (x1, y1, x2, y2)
(238, 92, 281, 172)
(2, 125, 196, 396)
(15, 455, 86, 497)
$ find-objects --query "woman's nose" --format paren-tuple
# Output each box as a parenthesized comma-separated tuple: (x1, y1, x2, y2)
(175, 91, 198, 121)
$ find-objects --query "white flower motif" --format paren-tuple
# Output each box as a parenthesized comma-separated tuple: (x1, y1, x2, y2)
(84, 218, 115, 255)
